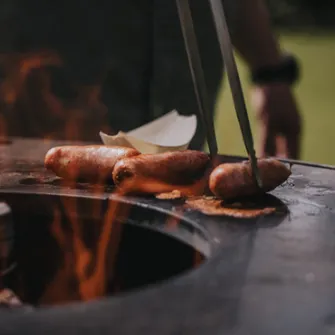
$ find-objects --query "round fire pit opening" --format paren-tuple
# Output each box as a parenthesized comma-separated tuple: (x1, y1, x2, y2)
(2, 193, 209, 307)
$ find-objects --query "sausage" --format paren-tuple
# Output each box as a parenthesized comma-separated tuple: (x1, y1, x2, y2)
(45, 145, 140, 183)
(209, 158, 291, 200)
(113, 150, 210, 195)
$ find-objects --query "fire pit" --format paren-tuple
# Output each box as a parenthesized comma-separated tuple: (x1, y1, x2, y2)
(1, 138, 335, 335)
(2, 192, 208, 307)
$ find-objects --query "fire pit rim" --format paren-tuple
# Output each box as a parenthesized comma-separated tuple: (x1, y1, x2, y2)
(108, 193, 215, 247)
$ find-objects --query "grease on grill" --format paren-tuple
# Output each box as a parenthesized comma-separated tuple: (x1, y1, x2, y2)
(156, 190, 184, 200)
(185, 195, 287, 218)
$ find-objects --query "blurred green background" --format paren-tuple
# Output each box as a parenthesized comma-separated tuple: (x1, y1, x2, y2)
(213, 1, 335, 165)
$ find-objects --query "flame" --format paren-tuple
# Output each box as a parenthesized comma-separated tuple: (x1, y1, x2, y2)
(38, 175, 131, 304)
(85, 198, 130, 299)
(39, 206, 80, 304)
(0, 50, 62, 105)
(0, 49, 111, 141)
(0, 49, 120, 304)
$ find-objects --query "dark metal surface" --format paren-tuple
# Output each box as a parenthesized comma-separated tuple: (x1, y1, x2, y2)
(0, 138, 334, 334)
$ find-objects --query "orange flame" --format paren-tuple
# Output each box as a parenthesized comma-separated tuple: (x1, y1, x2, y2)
(0, 49, 111, 141)
(38, 175, 132, 305)
(0, 50, 62, 105)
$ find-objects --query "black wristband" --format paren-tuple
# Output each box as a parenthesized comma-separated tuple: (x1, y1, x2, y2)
(251, 54, 300, 86)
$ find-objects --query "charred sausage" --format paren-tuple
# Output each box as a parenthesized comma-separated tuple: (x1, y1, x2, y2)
(45, 145, 140, 183)
(113, 150, 210, 195)
(209, 158, 291, 200)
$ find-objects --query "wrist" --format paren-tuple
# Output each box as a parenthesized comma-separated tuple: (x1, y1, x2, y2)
(250, 54, 300, 86)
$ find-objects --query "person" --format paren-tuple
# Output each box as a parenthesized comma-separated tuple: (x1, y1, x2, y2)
(226, 0, 302, 159)
(147, 0, 302, 158)
(0, 0, 302, 158)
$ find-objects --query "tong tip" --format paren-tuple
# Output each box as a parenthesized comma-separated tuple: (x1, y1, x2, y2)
(249, 154, 263, 189)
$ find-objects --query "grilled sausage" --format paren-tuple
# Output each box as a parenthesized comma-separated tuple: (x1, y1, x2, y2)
(113, 150, 210, 195)
(45, 145, 140, 183)
(209, 158, 291, 200)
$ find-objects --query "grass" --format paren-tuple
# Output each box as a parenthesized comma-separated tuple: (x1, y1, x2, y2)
(214, 32, 335, 165)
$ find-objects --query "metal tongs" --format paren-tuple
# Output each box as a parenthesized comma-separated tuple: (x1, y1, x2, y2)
(176, 0, 263, 188)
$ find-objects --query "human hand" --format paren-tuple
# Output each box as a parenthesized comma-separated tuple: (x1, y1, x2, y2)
(250, 83, 302, 159)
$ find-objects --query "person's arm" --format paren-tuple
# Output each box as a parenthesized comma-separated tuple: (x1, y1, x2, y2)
(227, 0, 302, 159)
(230, 0, 282, 70)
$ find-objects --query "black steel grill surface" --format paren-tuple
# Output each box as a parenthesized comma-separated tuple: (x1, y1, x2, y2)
(0, 138, 335, 335)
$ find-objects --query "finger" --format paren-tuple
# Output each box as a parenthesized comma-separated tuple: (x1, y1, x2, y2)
(286, 132, 301, 159)
(275, 135, 289, 158)
(264, 132, 276, 157)
(258, 121, 276, 158)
